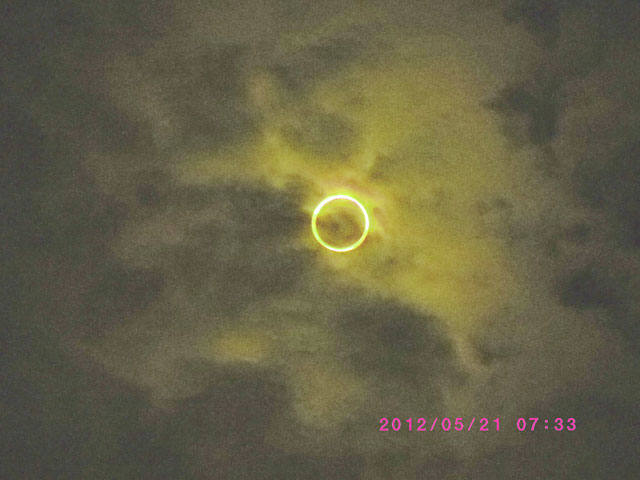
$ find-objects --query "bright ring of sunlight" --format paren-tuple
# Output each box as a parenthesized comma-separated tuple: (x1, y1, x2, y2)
(311, 194, 370, 252)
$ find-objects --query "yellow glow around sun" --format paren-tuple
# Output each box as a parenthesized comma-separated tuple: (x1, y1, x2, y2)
(311, 194, 370, 252)
(178, 47, 527, 331)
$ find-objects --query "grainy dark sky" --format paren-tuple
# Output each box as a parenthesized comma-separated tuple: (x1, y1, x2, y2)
(1, 1, 639, 479)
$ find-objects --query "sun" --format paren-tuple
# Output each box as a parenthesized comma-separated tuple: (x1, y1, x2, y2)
(311, 194, 370, 252)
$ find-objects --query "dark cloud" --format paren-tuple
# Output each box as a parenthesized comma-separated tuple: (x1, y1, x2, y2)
(162, 364, 289, 477)
(282, 110, 359, 162)
(471, 335, 520, 367)
(80, 264, 166, 335)
(273, 35, 371, 95)
(576, 141, 640, 249)
(503, 0, 560, 47)
(558, 264, 621, 310)
(503, 0, 640, 57)
(557, 261, 640, 351)
(489, 68, 564, 146)
(0, 329, 155, 479)
(338, 297, 453, 382)
(138, 180, 307, 314)
(142, 43, 258, 155)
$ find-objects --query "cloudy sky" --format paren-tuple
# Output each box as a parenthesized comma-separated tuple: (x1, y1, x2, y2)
(2, 0, 639, 478)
